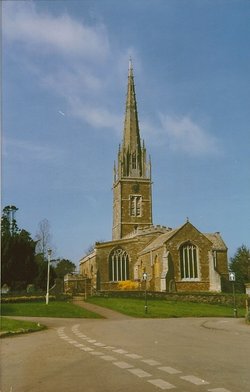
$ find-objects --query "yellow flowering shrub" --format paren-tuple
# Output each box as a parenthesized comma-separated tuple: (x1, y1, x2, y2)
(117, 280, 140, 290)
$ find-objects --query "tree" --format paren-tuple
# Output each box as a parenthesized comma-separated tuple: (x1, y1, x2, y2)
(34, 253, 56, 290)
(54, 259, 76, 279)
(35, 219, 52, 260)
(1, 206, 38, 290)
(230, 244, 250, 293)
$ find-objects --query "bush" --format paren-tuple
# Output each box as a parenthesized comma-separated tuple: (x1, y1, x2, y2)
(1, 295, 56, 303)
(117, 280, 140, 290)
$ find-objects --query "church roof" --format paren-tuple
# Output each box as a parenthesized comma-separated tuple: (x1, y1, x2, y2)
(138, 226, 181, 255)
(139, 222, 227, 255)
(204, 233, 227, 251)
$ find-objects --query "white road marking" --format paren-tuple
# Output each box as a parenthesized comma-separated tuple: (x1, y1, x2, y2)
(180, 375, 209, 385)
(80, 347, 93, 352)
(128, 368, 152, 378)
(100, 355, 117, 361)
(113, 349, 128, 354)
(158, 366, 182, 374)
(114, 361, 134, 369)
(58, 330, 230, 392)
(142, 359, 161, 366)
(208, 389, 232, 392)
(147, 379, 176, 390)
(126, 353, 142, 359)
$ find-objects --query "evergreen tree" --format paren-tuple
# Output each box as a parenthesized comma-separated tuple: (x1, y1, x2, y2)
(1, 206, 38, 290)
(230, 244, 250, 293)
(54, 259, 76, 279)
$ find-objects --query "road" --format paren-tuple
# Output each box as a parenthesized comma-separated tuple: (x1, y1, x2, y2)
(1, 306, 249, 392)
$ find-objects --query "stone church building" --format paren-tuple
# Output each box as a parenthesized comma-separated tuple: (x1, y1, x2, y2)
(79, 61, 228, 293)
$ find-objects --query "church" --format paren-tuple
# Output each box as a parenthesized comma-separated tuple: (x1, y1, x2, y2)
(79, 61, 228, 293)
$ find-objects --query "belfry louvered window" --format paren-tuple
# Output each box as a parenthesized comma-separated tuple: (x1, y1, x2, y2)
(180, 243, 198, 279)
(130, 196, 142, 217)
(109, 248, 129, 281)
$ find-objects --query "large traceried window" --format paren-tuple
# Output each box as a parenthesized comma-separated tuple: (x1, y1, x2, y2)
(109, 248, 129, 281)
(130, 195, 142, 217)
(180, 243, 199, 279)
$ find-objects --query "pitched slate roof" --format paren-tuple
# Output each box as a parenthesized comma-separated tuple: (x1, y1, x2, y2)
(138, 226, 181, 255)
(139, 222, 227, 256)
(204, 233, 227, 250)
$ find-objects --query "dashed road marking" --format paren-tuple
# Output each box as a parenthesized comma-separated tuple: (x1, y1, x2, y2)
(80, 347, 93, 352)
(113, 349, 128, 354)
(147, 379, 176, 390)
(100, 355, 117, 361)
(180, 375, 209, 385)
(58, 328, 232, 392)
(158, 366, 182, 374)
(126, 353, 142, 359)
(128, 368, 152, 378)
(142, 359, 161, 366)
(208, 389, 232, 392)
(114, 361, 134, 369)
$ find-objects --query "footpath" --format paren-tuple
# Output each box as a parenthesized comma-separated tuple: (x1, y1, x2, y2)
(72, 296, 131, 320)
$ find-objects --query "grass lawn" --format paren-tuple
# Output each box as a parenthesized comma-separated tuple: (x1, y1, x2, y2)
(0, 317, 46, 337)
(1, 301, 102, 319)
(87, 297, 246, 318)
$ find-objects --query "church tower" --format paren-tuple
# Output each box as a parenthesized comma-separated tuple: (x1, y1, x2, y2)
(112, 60, 153, 240)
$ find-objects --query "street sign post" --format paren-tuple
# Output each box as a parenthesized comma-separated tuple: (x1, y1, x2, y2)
(229, 272, 237, 317)
(229, 272, 235, 281)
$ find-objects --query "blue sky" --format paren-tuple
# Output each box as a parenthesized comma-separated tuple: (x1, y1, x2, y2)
(2, 0, 250, 265)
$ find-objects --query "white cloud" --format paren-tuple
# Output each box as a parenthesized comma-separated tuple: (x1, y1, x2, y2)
(3, 138, 65, 163)
(159, 115, 219, 155)
(140, 115, 220, 156)
(68, 98, 122, 132)
(3, 1, 109, 59)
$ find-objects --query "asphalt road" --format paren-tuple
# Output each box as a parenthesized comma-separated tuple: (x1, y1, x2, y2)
(1, 305, 249, 392)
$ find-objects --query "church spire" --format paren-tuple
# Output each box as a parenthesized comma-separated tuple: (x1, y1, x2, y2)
(122, 58, 141, 153)
(116, 59, 150, 179)
(112, 60, 153, 240)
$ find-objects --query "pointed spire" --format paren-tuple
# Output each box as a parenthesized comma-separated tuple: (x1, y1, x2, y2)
(115, 60, 151, 180)
(129, 57, 133, 76)
(122, 58, 141, 153)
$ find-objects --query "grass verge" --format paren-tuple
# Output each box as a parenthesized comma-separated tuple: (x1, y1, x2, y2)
(87, 297, 246, 318)
(0, 317, 46, 338)
(1, 301, 102, 319)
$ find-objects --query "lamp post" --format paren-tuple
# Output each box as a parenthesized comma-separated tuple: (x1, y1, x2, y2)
(46, 249, 52, 305)
(142, 272, 148, 314)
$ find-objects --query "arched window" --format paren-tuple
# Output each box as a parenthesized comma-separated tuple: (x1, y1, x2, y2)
(180, 243, 198, 279)
(109, 248, 129, 281)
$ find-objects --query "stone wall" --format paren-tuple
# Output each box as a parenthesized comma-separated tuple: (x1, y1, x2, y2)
(97, 290, 247, 307)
